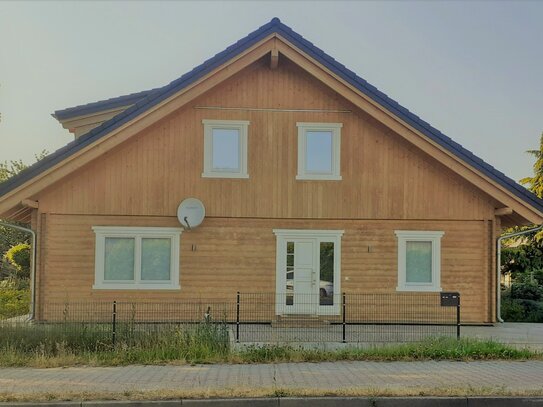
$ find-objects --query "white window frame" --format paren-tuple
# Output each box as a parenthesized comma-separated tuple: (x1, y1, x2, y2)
(93, 226, 182, 290)
(296, 122, 342, 181)
(395, 230, 444, 292)
(273, 229, 344, 315)
(202, 119, 249, 179)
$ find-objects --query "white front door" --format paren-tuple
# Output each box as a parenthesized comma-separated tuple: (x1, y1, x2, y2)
(274, 229, 344, 316)
(285, 239, 317, 314)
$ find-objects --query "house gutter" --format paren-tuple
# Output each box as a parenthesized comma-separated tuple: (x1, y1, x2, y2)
(0, 221, 36, 320)
(496, 224, 543, 323)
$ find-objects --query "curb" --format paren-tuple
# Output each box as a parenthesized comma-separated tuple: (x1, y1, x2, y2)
(2, 397, 543, 407)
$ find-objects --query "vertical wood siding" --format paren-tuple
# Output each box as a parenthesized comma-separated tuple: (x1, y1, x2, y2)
(39, 59, 497, 221)
(33, 57, 500, 322)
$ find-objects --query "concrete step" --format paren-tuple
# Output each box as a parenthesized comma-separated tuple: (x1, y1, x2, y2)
(272, 315, 331, 328)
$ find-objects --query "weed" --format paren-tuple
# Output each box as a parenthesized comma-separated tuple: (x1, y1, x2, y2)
(0, 322, 540, 368)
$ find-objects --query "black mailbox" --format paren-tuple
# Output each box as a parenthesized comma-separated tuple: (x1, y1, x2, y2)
(440, 292, 460, 307)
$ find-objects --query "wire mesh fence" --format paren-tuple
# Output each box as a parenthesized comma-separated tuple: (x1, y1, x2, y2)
(236, 292, 460, 343)
(0, 300, 235, 352)
(0, 292, 460, 347)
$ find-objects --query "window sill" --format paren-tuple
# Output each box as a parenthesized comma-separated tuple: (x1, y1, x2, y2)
(93, 284, 181, 291)
(201, 172, 249, 179)
(296, 175, 342, 181)
(396, 286, 442, 292)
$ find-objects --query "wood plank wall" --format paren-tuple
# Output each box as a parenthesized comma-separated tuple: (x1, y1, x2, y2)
(33, 57, 500, 323)
(39, 214, 488, 323)
(39, 58, 497, 221)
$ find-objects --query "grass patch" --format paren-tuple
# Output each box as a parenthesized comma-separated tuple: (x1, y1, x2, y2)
(0, 321, 540, 368)
(0, 321, 230, 367)
(233, 337, 539, 363)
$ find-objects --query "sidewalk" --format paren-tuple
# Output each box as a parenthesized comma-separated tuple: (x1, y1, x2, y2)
(0, 361, 542, 397)
(462, 323, 543, 350)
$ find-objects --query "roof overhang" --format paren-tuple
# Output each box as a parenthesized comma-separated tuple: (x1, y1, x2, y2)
(54, 105, 132, 139)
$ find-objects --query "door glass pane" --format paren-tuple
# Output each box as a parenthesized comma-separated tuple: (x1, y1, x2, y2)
(104, 237, 135, 281)
(212, 128, 240, 170)
(286, 241, 294, 305)
(141, 238, 171, 281)
(406, 241, 432, 283)
(306, 130, 332, 173)
(319, 242, 334, 305)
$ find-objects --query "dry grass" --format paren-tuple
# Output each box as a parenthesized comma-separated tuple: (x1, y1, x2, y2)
(1, 337, 541, 368)
(1, 386, 543, 403)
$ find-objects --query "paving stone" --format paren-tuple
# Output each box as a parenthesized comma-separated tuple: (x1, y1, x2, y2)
(181, 399, 278, 407)
(279, 397, 374, 406)
(0, 361, 541, 397)
(377, 397, 467, 407)
(83, 401, 181, 406)
(0, 403, 81, 407)
(467, 397, 543, 407)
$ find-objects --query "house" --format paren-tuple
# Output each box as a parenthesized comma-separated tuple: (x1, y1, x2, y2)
(1, 18, 542, 324)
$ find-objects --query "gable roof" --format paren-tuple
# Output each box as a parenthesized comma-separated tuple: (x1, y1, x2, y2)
(1, 17, 543, 219)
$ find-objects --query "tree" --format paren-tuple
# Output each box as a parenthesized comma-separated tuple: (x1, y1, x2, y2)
(0, 151, 48, 274)
(520, 132, 543, 199)
(0, 159, 27, 183)
(500, 132, 543, 322)
(4, 243, 31, 280)
(0, 150, 48, 183)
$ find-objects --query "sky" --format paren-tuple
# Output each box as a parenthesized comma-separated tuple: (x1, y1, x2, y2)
(0, 0, 542, 183)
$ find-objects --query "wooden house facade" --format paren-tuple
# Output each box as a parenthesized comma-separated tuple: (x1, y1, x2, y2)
(1, 19, 542, 323)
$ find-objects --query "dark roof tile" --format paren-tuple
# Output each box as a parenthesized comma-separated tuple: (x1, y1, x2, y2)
(52, 88, 160, 121)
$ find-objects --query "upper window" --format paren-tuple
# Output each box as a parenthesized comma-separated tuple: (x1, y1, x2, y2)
(296, 122, 342, 181)
(93, 226, 182, 290)
(395, 231, 444, 292)
(202, 119, 249, 178)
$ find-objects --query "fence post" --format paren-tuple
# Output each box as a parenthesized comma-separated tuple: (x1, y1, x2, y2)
(342, 292, 346, 343)
(456, 293, 461, 340)
(112, 301, 117, 347)
(236, 292, 240, 343)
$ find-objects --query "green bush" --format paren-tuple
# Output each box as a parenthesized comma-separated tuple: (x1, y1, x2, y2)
(517, 299, 543, 322)
(510, 277, 543, 301)
(4, 243, 30, 280)
(0, 257, 17, 280)
(502, 288, 543, 322)
(501, 297, 525, 321)
(0, 279, 30, 319)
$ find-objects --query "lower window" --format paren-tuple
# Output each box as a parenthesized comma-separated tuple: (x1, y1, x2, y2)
(395, 230, 444, 292)
(93, 226, 182, 290)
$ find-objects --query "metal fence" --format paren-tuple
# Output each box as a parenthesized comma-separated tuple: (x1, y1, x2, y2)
(236, 292, 460, 343)
(0, 292, 460, 346)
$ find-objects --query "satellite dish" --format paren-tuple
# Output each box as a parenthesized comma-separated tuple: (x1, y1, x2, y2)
(177, 198, 205, 230)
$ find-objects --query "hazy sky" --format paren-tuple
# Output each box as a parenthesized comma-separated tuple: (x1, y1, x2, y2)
(0, 1, 542, 183)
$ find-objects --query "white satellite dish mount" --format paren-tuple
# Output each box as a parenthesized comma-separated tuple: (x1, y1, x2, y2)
(177, 198, 205, 230)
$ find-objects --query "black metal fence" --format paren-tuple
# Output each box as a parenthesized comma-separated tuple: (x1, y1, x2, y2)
(235, 292, 460, 343)
(0, 292, 460, 346)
